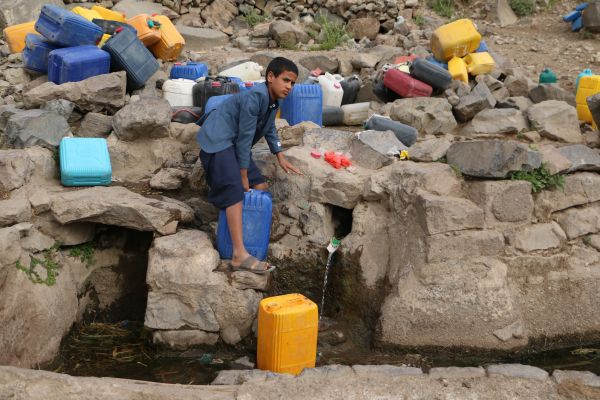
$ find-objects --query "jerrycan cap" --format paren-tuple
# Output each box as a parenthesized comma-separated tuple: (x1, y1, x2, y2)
(211, 81, 222, 87)
(333, 82, 341, 89)
(244, 82, 254, 87)
(115, 27, 123, 33)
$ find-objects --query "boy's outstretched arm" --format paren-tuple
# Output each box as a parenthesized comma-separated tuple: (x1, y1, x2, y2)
(276, 152, 303, 175)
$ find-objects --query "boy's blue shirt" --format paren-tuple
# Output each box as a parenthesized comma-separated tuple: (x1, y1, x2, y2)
(196, 82, 282, 169)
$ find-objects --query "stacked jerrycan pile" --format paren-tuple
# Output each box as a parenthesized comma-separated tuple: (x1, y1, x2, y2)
(2, 4, 186, 90)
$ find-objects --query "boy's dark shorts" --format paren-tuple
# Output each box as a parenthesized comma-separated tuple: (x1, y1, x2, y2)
(199, 146, 265, 210)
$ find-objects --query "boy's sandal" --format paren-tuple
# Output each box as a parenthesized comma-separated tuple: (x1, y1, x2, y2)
(229, 255, 276, 275)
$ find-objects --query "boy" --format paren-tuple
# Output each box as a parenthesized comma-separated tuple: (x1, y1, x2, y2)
(196, 57, 303, 274)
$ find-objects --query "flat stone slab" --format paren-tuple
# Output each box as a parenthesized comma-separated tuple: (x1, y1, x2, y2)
(428, 367, 486, 379)
(353, 365, 423, 378)
(486, 364, 549, 380)
(175, 23, 230, 50)
(552, 369, 600, 387)
(111, 0, 164, 17)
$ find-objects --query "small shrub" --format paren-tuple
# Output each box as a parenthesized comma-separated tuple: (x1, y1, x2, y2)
(15, 242, 61, 286)
(69, 242, 95, 268)
(509, 0, 535, 17)
(430, 0, 454, 19)
(242, 8, 268, 28)
(509, 164, 565, 193)
(315, 14, 349, 51)
(413, 14, 425, 27)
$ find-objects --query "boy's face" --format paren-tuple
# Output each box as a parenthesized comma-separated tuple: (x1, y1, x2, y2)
(267, 70, 298, 100)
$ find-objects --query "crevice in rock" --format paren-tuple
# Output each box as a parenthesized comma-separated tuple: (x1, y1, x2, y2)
(330, 204, 353, 239)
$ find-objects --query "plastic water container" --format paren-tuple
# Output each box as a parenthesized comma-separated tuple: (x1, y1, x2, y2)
(577, 69, 594, 91)
(318, 73, 344, 108)
(162, 78, 196, 107)
(475, 40, 489, 53)
(448, 56, 468, 84)
(3, 21, 38, 54)
(409, 58, 452, 90)
(563, 10, 582, 22)
(23, 34, 60, 74)
(373, 70, 400, 103)
(216, 190, 273, 261)
(204, 94, 233, 115)
(341, 102, 370, 126)
(383, 69, 432, 98)
(280, 83, 323, 126)
(242, 81, 255, 92)
(463, 52, 495, 76)
(59, 137, 112, 186)
(364, 114, 418, 147)
(340, 75, 361, 105)
(257, 294, 318, 375)
(126, 14, 161, 46)
(169, 62, 208, 80)
(92, 18, 136, 35)
(430, 18, 481, 61)
(92, 5, 126, 22)
(36, 4, 104, 47)
(171, 106, 202, 124)
(149, 14, 185, 61)
(425, 56, 448, 70)
(48, 45, 111, 84)
(539, 68, 557, 84)
(102, 27, 159, 91)
(193, 78, 241, 109)
(322, 106, 344, 126)
(576, 75, 600, 122)
(572, 15, 584, 31)
(219, 62, 263, 81)
(72, 6, 103, 21)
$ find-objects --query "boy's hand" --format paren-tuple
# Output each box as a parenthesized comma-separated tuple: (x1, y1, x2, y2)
(277, 152, 303, 175)
(240, 169, 250, 191)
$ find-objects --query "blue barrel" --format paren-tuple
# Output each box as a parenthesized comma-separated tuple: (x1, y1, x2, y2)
(216, 190, 273, 261)
(280, 84, 322, 126)
(204, 94, 233, 115)
(572, 15, 584, 31)
(169, 62, 209, 80)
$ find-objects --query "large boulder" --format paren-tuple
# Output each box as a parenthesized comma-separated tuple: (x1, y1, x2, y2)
(200, 0, 238, 30)
(111, 0, 163, 16)
(0, 0, 63, 28)
(390, 98, 457, 135)
(23, 72, 126, 112)
(299, 55, 339, 74)
(350, 130, 405, 170)
(471, 108, 528, 135)
(144, 230, 263, 346)
(453, 82, 497, 122)
(5, 109, 70, 149)
(346, 17, 380, 40)
(48, 186, 193, 235)
(527, 100, 582, 143)
(112, 98, 171, 141)
(528, 84, 576, 106)
(269, 20, 309, 47)
(174, 24, 230, 50)
(446, 140, 541, 178)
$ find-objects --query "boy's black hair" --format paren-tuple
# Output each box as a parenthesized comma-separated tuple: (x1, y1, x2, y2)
(265, 57, 299, 79)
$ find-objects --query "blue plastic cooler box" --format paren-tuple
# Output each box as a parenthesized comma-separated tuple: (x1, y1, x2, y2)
(48, 45, 111, 84)
(23, 34, 60, 74)
(280, 84, 323, 126)
(169, 62, 209, 80)
(36, 4, 104, 47)
(59, 137, 112, 186)
(102, 28, 159, 91)
(216, 190, 273, 261)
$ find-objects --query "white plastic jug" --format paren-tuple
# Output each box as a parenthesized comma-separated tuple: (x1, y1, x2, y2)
(162, 78, 196, 107)
(318, 72, 344, 108)
(341, 102, 370, 126)
(219, 61, 264, 81)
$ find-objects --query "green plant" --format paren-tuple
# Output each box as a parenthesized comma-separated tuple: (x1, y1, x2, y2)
(280, 39, 299, 50)
(450, 164, 463, 178)
(430, 0, 454, 19)
(15, 242, 61, 286)
(413, 14, 425, 27)
(315, 14, 349, 51)
(69, 242, 95, 268)
(583, 235, 592, 246)
(509, 164, 565, 193)
(509, 0, 535, 17)
(242, 8, 268, 28)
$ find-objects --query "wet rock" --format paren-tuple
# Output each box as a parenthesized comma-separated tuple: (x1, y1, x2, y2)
(112, 98, 171, 141)
(453, 82, 497, 122)
(496, 96, 534, 112)
(471, 108, 528, 135)
(347, 18, 380, 40)
(269, 20, 309, 46)
(446, 140, 541, 178)
(78, 113, 113, 138)
(149, 168, 189, 190)
(145, 230, 263, 345)
(152, 330, 219, 349)
(557, 144, 600, 172)
(49, 186, 193, 235)
(555, 204, 600, 240)
(408, 138, 452, 162)
(527, 100, 581, 143)
(416, 192, 484, 235)
(5, 109, 70, 149)
(468, 180, 534, 226)
(486, 364, 549, 380)
(0, 149, 34, 192)
(23, 71, 126, 112)
(506, 222, 566, 252)
(299, 55, 339, 73)
(0, 198, 31, 227)
(390, 97, 457, 135)
(528, 84, 576, 106)
(350, 130, 405, 170)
